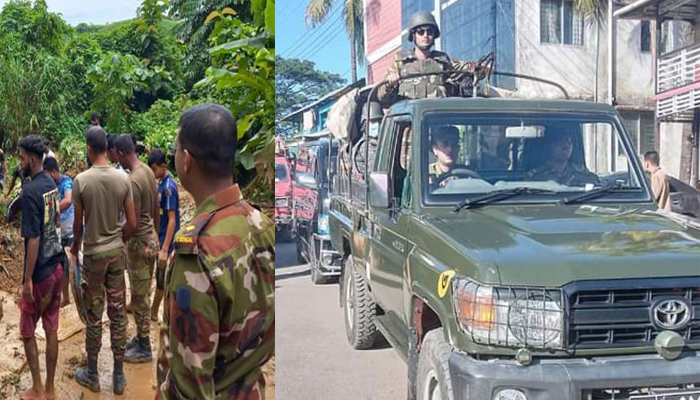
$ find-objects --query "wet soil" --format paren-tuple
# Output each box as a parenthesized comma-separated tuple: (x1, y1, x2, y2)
(0, 288, 275, 399)
(0, 182, 276, 400)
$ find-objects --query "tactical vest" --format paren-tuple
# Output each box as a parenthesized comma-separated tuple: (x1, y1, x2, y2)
(396, 50, 452, 99)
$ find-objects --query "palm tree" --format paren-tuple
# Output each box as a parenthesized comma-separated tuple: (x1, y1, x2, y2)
(305, 0, 364, 83)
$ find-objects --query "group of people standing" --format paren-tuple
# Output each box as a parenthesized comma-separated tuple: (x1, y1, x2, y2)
(3, 103, 275, 399)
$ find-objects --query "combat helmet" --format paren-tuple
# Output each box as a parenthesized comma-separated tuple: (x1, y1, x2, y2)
(408, 10, 440, 42)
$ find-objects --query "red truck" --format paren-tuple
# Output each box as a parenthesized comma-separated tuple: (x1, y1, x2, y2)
(275, 156, 294, 240)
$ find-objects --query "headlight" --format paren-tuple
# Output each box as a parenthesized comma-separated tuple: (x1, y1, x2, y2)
(452, 278, 564, 349)
(493, 389, 528, 400)
(317, 214, 329, 234)
(275, 197, 289, 207)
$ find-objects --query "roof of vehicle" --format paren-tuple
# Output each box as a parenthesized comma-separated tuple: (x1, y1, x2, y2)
(388, 97, 619, 116)
(275, 156, 288, 165)
(300, 137, 339, 149)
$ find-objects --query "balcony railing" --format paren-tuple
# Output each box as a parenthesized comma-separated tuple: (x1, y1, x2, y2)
(656, 42, 700, 117)
(658, 42, 700, 93)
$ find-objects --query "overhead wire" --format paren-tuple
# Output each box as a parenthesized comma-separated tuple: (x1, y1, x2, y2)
(294, 15, 347, 60)
(282, 4, 343, 58)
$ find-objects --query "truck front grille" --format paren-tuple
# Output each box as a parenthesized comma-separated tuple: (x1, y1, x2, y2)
(566, 282, 700, 349)
(581, 383, 700, 399)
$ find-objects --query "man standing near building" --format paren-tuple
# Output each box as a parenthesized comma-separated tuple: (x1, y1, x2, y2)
(147, 148, 180, 322)
(114, 135, 160, 363)
(17, 135, 64, 400)
(72, 127, 136, 394)
(644, 151, 671, 212)
(43, 157, 75, 308)
(156, 104, 275, 399)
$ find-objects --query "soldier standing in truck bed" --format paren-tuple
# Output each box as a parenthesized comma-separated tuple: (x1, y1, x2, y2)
(377, 10, 481, 107)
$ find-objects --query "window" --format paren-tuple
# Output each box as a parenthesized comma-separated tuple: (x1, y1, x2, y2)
(275, 163, 288, 182)
(422, 113, 647, 206)
(540, 0, 584, 45)
(620, 111, 656, 156)
(640, 21, 651, 52)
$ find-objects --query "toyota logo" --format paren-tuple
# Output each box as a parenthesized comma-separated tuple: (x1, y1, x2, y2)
(651, 298, 692, 331)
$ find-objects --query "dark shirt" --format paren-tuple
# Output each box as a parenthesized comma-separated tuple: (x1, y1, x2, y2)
(158, 173, 180, 253)
(20, 171, 63, 283)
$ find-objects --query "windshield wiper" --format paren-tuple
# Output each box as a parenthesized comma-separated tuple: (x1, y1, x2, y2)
(453, 187, 557, 212)
(558, 183, 624, 205)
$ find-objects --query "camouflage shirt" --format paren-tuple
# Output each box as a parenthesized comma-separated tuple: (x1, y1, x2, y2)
(378, 49, 453, 107)
(157, 184, 275, 400)
(525, 162, 600, 186)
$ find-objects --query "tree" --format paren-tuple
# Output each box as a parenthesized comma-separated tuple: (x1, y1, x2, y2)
(167, 0, 254, 87)
(305, 0, 363, 83)
(275, 56, 346, 120)
(195, 0, 275, 187)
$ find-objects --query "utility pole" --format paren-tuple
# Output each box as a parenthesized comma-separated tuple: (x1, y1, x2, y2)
(607, 0, 616, 105)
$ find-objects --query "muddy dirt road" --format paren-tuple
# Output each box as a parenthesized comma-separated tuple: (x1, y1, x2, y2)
(0, 289, 275, 399)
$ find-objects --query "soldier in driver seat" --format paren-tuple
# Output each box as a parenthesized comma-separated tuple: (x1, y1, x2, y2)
(428, 126, 479, 187)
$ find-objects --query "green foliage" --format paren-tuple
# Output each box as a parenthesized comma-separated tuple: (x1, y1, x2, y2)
(87, 52, 175, 133)
(275, 56, 346, 121)
(0, 0, 69, 55)
(57, 129, 88, 173)
(87, 52, 148, 133)
(133, 97, 190, 154)
(196, 9, 274, 177)
(0, 52, 77, 146)
(167, 0, 254, 88)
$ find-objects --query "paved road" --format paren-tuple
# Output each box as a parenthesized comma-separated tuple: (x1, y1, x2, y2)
(276, 240, 407, 400)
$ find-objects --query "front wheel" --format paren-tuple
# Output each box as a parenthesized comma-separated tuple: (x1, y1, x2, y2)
(416, 328, 454, 400)
(342, 257, 376, 349)
(296, 236, 306, 264)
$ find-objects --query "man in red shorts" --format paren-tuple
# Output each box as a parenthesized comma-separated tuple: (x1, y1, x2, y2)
(17, 135, 64, 400)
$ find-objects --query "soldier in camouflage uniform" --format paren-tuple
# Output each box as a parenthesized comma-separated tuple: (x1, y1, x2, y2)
(428, 126, 480, 187)
(114, 134, 161, 363)
(71, 127, 138, 394)
(377, 11, 480, 108)
(525, 133, 600, 186)
(157, 104, 275, 399)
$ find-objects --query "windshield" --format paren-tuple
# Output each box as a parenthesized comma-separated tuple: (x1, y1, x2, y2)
(421, 113, 647, 205)
(275, 163, 288, 182)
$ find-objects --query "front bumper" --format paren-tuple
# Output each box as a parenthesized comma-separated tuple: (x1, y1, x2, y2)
(312, 234, 341, 276)
(450, 350, 700, 399)
(275, 212, 292, 227)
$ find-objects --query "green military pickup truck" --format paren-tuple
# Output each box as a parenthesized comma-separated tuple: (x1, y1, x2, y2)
(328, 95, 700, 400)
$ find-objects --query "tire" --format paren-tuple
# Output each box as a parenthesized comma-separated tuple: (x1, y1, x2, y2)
(296, 236, 306, 264)
(275, 226, 292, 242)
(343, 257, 376, 349)
(310, 238, 331, 284)
(310, 266, 328, 284)
(416, 329, 454, 400)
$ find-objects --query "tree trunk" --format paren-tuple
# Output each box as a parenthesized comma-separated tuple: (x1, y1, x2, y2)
(350, 41, 358, 83)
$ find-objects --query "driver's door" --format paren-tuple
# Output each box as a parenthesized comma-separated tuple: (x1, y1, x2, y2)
(369, 116, 413, 348)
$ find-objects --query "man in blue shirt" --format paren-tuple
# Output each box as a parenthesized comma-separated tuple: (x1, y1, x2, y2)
(43, 157, 75, 308)
(147, 148, 180, 321)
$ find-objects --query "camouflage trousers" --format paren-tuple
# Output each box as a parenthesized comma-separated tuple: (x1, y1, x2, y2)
(127, 234, 158, 338)
(83, 247, 127, 362)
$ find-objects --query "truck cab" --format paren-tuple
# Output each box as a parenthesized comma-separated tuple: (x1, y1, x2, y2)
(275, 156, 294, 240)
(294, 136, 342, 284)
(329, 96, 700, 400)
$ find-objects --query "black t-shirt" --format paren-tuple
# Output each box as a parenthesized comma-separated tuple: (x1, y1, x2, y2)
(20, 171, 63, 283)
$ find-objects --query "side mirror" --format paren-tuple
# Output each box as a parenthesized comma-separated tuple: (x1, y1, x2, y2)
(296, 172, 317, 190)
(369, 172, 390, 209)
